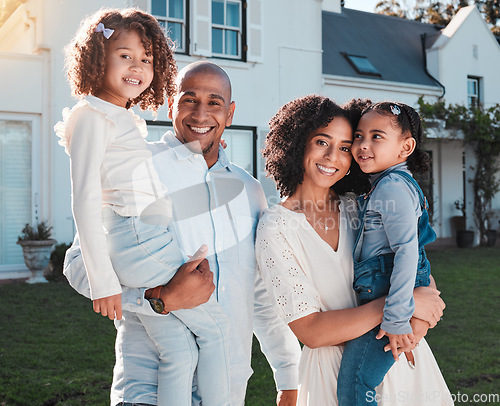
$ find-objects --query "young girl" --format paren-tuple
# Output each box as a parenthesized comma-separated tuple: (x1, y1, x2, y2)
(55, 8, 230, 405)
(337, 102, 440, 405)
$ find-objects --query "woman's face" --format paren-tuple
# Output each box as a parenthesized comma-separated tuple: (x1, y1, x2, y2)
(302, 117, 353, 190)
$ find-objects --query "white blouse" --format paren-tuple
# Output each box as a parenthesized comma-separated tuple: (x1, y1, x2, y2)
(55, 96, 170, 299)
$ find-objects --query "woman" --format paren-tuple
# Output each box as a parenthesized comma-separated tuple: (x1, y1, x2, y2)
(256, 95, 453, 405)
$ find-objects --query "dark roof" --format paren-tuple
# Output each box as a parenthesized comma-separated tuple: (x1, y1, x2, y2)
(322, 8, 443, 87)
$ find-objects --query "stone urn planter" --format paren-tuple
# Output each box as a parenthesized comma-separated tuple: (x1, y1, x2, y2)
(17, 239, 57, 283)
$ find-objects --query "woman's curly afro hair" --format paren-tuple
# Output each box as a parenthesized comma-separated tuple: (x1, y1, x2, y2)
(65, 8, 177, 112)
(361, 101, 431, 174)
(263, 95, 370, 198)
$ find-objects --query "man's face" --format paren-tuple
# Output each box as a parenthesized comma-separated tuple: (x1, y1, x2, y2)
(168, 69, 235, 166)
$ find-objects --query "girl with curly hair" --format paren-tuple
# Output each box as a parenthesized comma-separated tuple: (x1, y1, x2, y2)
(337, 102, 450, 405)
(55, 8, 230, 405)
(256, 95, 452, 405)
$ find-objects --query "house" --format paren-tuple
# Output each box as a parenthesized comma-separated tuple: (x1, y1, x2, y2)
(0, 0, 498, 280)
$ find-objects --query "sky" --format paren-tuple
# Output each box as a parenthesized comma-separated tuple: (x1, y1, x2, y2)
(344, 0, 381, 13)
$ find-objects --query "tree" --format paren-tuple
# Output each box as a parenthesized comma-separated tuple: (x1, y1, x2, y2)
(375, 0, 500, 34)
(418, 98, 500, 245)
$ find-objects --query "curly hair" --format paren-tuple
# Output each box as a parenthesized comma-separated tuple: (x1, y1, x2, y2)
(263, 95, 370, 198)
(64, 8, 177, 112)
(361, 102, 431, 174)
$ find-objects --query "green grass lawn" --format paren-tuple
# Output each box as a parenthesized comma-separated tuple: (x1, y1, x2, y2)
(0, 245, 499, 405)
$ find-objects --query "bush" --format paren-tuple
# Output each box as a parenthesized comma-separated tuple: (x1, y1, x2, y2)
(46, 242, 72, 282)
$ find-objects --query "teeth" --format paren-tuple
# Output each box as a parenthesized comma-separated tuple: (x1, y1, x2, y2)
(317, 164, 338, 174)
(124, 78, 140, 85)
(358, 156, 371, 161)
(190, 126, 211, 134)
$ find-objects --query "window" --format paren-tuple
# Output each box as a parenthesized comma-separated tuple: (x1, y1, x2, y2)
(151, 0, 188, 53)
(145, 122, 256, 176)
(211, 0, 243, 59)
(467, 77, 480, 109)
(0, 116, 37, 269)
(342, 53, 381, 77)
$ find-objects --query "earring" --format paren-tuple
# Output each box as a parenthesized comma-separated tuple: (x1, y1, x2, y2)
(346, 170, 350, 176)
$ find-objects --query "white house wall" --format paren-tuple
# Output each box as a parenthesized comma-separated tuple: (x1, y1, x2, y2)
(2, 0, 500, 277)
(429, 6, 500, 107)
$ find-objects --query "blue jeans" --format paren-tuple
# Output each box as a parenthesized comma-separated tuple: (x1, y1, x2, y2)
(337, 328, 394, 406)
(103, 209, 231, 406)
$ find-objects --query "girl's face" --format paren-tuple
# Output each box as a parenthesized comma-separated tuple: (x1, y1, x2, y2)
(96, 30, 154, 108)
(302, 117, 353, 190)
(352, 111, 413, 174)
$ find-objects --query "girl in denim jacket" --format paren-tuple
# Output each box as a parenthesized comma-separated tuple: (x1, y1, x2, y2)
(337, 102, 443, 405)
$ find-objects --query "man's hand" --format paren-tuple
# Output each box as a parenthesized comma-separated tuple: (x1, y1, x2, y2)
(276, 389, 298, 406)
(93, 293, 123, 320)
(147, 245, 214, 312)
(377, 329, 415, 361)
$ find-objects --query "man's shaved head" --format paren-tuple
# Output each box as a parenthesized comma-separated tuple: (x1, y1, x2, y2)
(176, 61, 232, 99)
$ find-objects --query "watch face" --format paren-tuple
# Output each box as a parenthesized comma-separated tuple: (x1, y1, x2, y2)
(148, 298, 165, 314)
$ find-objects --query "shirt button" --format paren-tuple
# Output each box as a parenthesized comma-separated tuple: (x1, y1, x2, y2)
(221, 286, 226, 292)
(136, 298, 141, 304)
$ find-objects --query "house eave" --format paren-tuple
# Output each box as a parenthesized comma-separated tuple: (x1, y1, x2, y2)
(322, 74, 443, 97)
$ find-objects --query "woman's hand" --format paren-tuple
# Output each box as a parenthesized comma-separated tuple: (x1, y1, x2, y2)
(409, 317, 430, 344)
(93, 293, 122, 320)
(276, 389, 298, 406)
(413, 286, 445, 328)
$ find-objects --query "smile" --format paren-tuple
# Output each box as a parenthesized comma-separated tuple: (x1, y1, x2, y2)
(357, 155, 373, 161)
(123, 77, 141, 85)
(189, 126, 212, 134)
(317, 164, 338, 175)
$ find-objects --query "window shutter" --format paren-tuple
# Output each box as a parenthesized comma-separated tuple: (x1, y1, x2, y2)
(246, 0, 263, 62)
(130, 0, 149, 11)
(191, 0, 212, 57)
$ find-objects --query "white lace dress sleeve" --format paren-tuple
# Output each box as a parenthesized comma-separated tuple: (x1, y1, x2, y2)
(256, 206, 323, 324)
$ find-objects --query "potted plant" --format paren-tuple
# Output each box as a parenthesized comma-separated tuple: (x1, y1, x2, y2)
(453, 199, 474, 248)
(17, 221, 57, 283)
(485, 217, 497, 247)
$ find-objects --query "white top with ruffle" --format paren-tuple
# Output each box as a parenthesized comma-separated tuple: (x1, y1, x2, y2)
(55, 96, 170, 299)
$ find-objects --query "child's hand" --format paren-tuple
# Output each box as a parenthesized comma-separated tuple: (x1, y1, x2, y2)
(377, 329, 415, 361)
(93, 294, 122, 320)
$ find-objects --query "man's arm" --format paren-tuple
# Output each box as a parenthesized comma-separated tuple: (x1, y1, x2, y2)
(64, 235, 214, 315)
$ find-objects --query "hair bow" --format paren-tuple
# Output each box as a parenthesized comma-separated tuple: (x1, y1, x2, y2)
(390, 105, 401, 115)
(95, 23, 114, 39)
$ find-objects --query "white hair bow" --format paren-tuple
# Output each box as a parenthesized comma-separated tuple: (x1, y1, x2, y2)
(95, 23, 114, 39)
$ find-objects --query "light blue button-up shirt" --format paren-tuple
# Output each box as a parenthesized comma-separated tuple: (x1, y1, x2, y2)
(65, 131, 300, 404)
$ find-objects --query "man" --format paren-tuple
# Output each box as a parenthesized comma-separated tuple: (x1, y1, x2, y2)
(64, 61, 301, 406)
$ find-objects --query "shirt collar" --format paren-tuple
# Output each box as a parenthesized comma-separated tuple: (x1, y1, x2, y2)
(161, 130, 232, 171)
(370, 162, 409, 184)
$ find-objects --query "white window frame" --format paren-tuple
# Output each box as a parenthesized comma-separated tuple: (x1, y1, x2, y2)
(211, 0, 243, 60)
(0, 113, 41, 275)
(467, 77, 480, 109)
(136, 0, 188, 53)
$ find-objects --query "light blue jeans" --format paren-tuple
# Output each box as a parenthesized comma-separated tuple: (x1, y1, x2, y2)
(103, 208, 231, 406)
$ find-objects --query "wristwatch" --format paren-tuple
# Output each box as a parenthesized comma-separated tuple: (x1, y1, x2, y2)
(147, 286, 167, 314)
